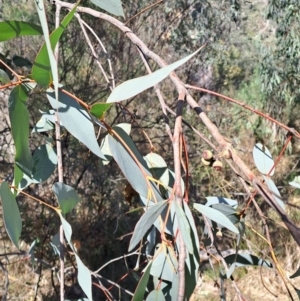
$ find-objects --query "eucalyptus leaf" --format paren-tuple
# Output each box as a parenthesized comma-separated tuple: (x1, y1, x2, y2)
(0, 181, 22, 249)
(194, 203, 239, 234)
(33, 1, 77, 87)
(132, 261, 152, 301)
(9, 85, 33, 178)
(53, 183, 80, 215)
(47, 89, 106, 159)
(0, 21, 42, 41)
(253, 143, 275, 176)
(129, 200, 168, 251)
(146, 289, 166, 301)
(89, 0, 124, 17)
(173, 201, 193, 254)
(107, 48, 203, 103)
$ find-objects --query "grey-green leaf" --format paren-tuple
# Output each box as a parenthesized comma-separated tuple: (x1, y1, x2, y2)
(53, 183, 80, 215)
(89, 0, 124, 17)
(253, 143, 275, 176)
(173, 201, 193, 254)
(262, 175, 285, 211)
(146, 289, 166, 301)
(59, 214, 92, 300)
(129, 200, 168, 251)
(194, 203, 239, 234)
(108, 127, 163, 202)
(47, 89, 106, 159)
(290, 266, 300, 279)
(0, 181, 22, 249)
(107, 48, 202, 103)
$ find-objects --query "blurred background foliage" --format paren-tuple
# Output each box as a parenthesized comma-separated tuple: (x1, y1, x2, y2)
(1, 0, 300, 300)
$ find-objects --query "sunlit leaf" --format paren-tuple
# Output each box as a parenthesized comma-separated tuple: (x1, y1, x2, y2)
(107, 48, 203, 103)
(100, 123, 131, 165)
(47, 89, 106, 159)
(129, 200, 168, 251)
(173, 201, 193, 254)
(194, 203, 239, 234)
(90, 102, 111, 119)
(53, 183, 80, 215)
(0, 181, 22, 249)
(132, 261, 152, 301)
(59, 213, 92, 300)
(89, 0, 124, 17)
(253, 143, 275, 176)
(33, 2, 77, 86)
(263, 175, 285, 211)
(0, 21, 42, 41)
(146, 289, 166, 301)
(150, 244, 178, 282)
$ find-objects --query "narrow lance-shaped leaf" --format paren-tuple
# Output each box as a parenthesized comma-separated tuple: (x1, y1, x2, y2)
(0, 181, 22, 249)
(194, 203, 239, 234)
(47, 89, 106, 159)
(107, 47, 204, 103)
(132, 261, 152, 301)
(108, 127, 163, 202)
(129, 200, 168, 251)
(0, 21, 43, 41)
(253, 143, 275, 176)
(9, 85, 33, 177)
(33, 1, 78, 87)
(59, 213, 93, 300)
(90, 102, 111, 119)
(173, 201, 193, 254)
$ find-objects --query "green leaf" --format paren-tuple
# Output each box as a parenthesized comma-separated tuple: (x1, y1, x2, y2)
(59, 213, 92, 301)
(9, 85, 33, 177)
(47, 89, 106, 160)
(32, 2, 77, 87)
(90, 102, 111, 119)
(107, 48, 203, 103)
(129, 201, 168, 251)
(0, 69, 11, 84)
(53, 183, 80, 215)
(253, 143, 275, 176)
(0, 181, 22, 249)
(173, 202, 193, 254)
(146, 289, 166, 301)
(132, 261, 152, 301)
(194, 204, 239, 234)
(0, 21, 42, 41)
(89, 0, 124, 17)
